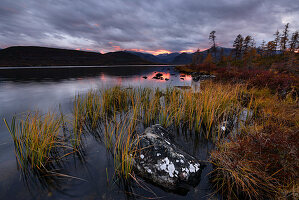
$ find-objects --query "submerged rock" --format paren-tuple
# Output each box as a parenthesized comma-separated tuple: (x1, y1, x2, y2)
(133, 125, 203, 194)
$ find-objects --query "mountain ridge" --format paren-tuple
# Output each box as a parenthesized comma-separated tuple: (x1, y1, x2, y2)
(128, 47, 234, 64)
(0, 46, 153, 67)
(0, 46, 234, 67)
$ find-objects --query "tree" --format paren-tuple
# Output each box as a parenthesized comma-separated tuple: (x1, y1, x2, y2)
(203, 52, 213, 73)
(192, 48, 201, 65)
(204, 52, 213, 64)
(280, 23, 290, 51)
(259, 40, 267, 57)
(289, 31, 298, 52)
(243, 35, 254, 55)
(273, 29, 280, 51)
(209, 31, 217, 58)
(233, 34, 243, 59)
(266, 41, 276, 56)
(219, 47, 225, 62)
(243, 47, 258, 70)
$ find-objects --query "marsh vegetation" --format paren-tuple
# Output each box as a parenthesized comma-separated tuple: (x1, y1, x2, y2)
(5, 76, 298, 199)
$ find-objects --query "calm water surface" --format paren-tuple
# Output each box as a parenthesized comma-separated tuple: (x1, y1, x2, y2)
(0, 65, 216, 200)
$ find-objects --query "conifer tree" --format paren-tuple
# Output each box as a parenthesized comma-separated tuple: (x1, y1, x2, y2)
(192, 49, 201, 65)
(280, 23, 290, 51)
(289, 31, 298, 52)
(233, 34, 243, 59)
(266, 41, 276, 56)
(209, 31, 217, 58)
(273, 29, 280, 51)
(243, 35, 253, 55)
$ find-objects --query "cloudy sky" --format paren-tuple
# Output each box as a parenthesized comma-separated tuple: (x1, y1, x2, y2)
(0, 0, 298, 54)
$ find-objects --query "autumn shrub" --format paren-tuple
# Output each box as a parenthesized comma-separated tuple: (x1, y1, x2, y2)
(210, 89, 299, 199)
(211, 124, 298, 199)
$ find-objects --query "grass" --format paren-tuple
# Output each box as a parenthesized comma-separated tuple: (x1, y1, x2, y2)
(67, 84, 247, 179)
(210, 87, 299, 199)
(176, 54, 298, 96)
(112, 115, 140, 179)
(6, 80, 297, 199)
(5, 83, 246, 173)
(4, 112, 66, 170)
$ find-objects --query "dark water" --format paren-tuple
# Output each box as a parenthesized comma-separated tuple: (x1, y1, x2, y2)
(0, 65, 216, 200)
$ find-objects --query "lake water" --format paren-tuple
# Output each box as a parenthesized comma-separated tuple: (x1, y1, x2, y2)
(0, 65, 216, 200)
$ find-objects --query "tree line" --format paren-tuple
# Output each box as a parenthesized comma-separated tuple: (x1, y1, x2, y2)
(192, 23, 298, 68)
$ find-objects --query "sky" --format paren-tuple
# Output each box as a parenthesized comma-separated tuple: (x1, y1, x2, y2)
(0, 0, 298, 54)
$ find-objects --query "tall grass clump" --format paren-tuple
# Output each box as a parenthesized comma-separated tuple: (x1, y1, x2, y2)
(102, 112, 141, 179)
(73, 84, 247, 141)
(112, 116, 140, 179)
(4, 112, 66, 170)
(160, 82, 245, 139)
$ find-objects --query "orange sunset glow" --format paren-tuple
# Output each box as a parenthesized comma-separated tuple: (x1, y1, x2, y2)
(180, 50, 194, 53)
(125, 48, 173, 55)
(74, 45, 196, 56)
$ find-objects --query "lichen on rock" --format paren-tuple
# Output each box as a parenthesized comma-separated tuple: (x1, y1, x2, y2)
(133, 124, 203, 194)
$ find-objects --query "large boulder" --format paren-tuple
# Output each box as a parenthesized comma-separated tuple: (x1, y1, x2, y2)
(133, 125, 203, 194)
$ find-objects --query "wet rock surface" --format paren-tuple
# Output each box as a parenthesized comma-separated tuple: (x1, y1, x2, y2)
(133, 124, 203, 194)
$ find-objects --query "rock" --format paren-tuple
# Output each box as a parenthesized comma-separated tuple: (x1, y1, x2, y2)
(133, 125, 203, 194)
(180, 78, 184, 80)
(192, 76, 200, 82)
(165, 78, 169, 81)
(155, 73, 163, 77)
(152, 76, 160, 79)
(142, 76, 148, 79)
(152, 73, 164, 80)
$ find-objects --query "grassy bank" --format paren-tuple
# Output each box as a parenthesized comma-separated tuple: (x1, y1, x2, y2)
(176, 52, 299, 96)
(210, 87, 298, 199)
(176, 51, 298, 199)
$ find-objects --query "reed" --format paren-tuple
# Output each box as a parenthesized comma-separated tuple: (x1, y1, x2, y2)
(72, 94, 85, 148)
(113, 116, 140, 179)
(102, 113, 140, 179)
(6, 83, 250, 180)
(4, 112, 65, 170)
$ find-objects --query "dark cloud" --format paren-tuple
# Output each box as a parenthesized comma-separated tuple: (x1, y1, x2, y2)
(0, 0, 298, 53)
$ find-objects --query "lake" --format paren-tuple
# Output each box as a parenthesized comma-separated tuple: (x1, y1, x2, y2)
(0, 65, 215, 200)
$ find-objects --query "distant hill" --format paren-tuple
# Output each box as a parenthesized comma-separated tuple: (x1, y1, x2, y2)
(171, 53, 193, 64)
(0, 46, 234, 67)
(0, 46, 152, 67)
(156, 53, 180, 63)
(126, 47, 234, 65)
(127, 51, 163, 63)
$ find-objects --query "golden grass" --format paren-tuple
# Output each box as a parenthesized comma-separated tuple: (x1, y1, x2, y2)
(66, 83, 248, 180)
(73, 82, 246, 140)
(4, 112, 66, 170)
(210, 87, 299, 199)
(8, 81, 285, 190)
